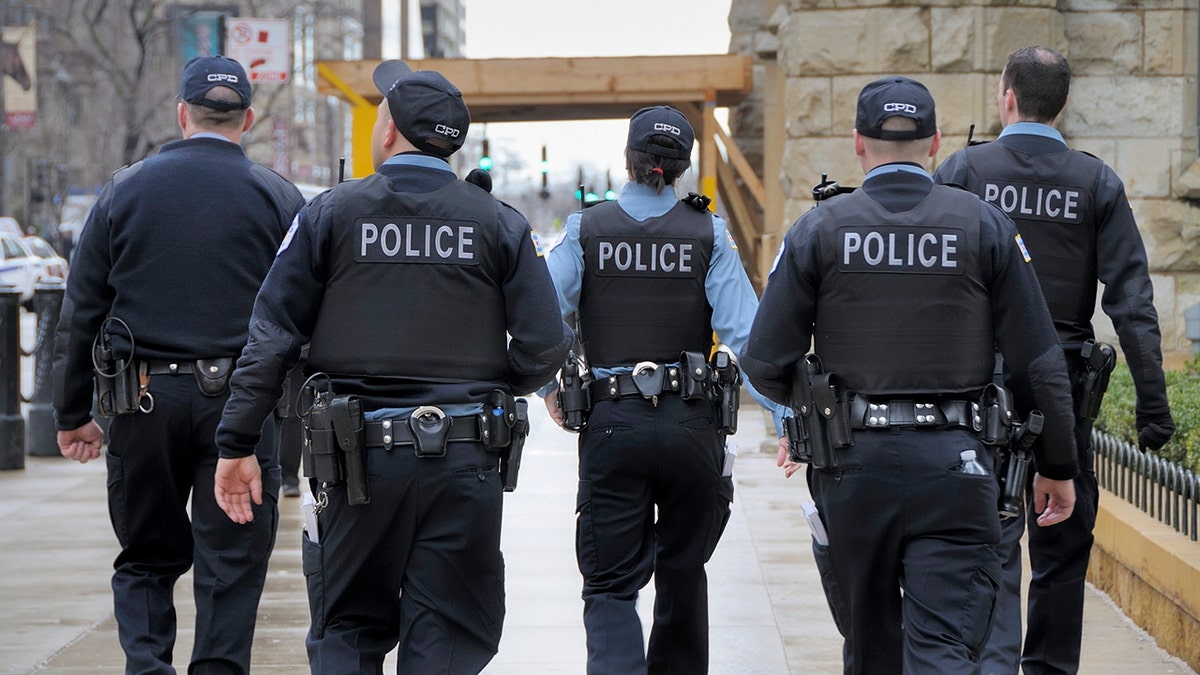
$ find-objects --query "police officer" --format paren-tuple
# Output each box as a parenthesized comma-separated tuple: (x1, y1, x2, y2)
(52, 55, 304, 673)
(543, 105, 787, 674)
(213, 60, 571, 673)
(741, 76, 1078, 674)
(933, 46, 1176, 675)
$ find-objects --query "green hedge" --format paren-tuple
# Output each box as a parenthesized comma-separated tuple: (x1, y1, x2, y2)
(1095, 358, 1200, 474)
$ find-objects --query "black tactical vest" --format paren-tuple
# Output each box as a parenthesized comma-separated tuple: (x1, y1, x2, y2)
(578, 200, 714, 367)
(955, 142, 1104, 343)
(814, 185, 993, 395)
(306, 174, 508, 383)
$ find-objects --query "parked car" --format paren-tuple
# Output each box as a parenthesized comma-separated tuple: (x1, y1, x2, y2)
(23, 235, 69, 282)
(0, 232, 40, 306)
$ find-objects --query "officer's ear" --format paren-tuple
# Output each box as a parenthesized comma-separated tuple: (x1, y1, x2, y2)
(928, 129, 941, 158)
(176, 102, 188, 134)
(853, 129, 866, 158)
(242, 107, 255, 133)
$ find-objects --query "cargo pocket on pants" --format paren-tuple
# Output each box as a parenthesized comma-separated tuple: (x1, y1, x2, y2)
(813, 540, 851, 638)
(575, 480, 597, 577)
(701, 475, 735, 562)
(301, 531, 326, 639)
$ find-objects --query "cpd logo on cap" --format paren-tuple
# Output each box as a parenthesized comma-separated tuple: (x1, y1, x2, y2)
(653, 122, 682, 136)
(435, 124, 461, 138)
(207, 73, 240, 84)
(883, 102, 918, 114)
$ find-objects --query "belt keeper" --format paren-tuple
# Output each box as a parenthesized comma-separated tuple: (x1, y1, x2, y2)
(381, 418, 394, 450)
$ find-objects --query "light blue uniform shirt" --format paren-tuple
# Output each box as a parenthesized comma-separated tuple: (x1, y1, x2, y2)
(544, 181, 786, 435)
(998, 121, 1066, 144)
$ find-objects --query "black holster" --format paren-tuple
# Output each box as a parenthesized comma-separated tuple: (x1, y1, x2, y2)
(557, 350, 591, 432)
(303, 388, 369, 506)
(789, 354, 852, 469)
(1077, 339, 1116, 421)
(330, 396, 368, 505)
(481, 389, 529, 492)
(998, 410, 1043, 519)
(978, 383, 1016, 446)
(501, 398, 530, 492)
(92, 331, 139, 417)
(709, 351, 740, 435)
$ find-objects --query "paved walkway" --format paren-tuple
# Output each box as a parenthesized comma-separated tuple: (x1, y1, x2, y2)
(0, 398, 1195, 673)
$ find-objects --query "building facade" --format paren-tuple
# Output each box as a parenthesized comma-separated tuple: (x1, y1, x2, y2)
(729, 0, 1200, 365)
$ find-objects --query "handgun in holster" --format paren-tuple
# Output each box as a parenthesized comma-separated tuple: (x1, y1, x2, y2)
(978, 383, 1016, 447)
(1077, 339, 1116, 422)
(91, 329, 139, 417)
(789, 354, 853, 469)
(481, 389, 529, 492)
(501, 398, 530, 492)
(710, 350, 741, 435)
(557, 350, 591, 432)
(998, 410, 1044, 519)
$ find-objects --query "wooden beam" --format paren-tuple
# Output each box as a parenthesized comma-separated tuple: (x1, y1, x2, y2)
(713, 122, 765, 209)
(316, 54, 754, 122)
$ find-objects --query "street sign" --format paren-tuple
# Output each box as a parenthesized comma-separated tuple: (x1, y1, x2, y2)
(226, 18, 290, 83)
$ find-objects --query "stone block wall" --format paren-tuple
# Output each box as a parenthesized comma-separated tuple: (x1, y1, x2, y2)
(729, 0, 1200, 365)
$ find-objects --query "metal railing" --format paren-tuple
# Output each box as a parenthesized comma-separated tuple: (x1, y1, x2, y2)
(1094, 428, 1200, 541)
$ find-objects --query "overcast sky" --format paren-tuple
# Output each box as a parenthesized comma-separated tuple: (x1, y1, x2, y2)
(459, 0, 735, 190)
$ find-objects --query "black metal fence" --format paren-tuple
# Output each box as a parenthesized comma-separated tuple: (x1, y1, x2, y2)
(1094, 429, 1200, 542)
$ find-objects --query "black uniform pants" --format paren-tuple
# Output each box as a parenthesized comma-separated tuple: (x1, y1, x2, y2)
(809, 428, 1002, 674)
(981, 408, 1098, 675)
(575, 395, 732, 675)
(105, 375, 280, 675)
(302, 439, 505, 674)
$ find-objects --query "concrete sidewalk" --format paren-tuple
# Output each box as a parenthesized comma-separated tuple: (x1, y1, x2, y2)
(1, 400, 1195, 673)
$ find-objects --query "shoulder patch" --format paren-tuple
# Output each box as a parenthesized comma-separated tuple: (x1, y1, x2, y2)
(277, 214, 300, 256)
(530, 230, 546, 257)
(1014, 233, 1032, 263)
(725, 228, 739, 251)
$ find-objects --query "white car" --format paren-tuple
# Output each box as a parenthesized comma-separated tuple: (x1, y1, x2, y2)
(23, 235, 69, 282)
(0, 232, 41, 306)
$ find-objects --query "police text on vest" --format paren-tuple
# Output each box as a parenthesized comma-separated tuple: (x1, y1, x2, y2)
(838, 226, 963, 275)
(355, 218, 478, 264)
(982, 180, 1083, 224)
(593, 237, 699, 277)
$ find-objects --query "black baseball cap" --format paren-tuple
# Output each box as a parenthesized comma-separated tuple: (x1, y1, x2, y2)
(855, 76, 937, 141)
(373, 60, 470, 158)
(627, 106, 694, 160)
(179, 56, 252, 111)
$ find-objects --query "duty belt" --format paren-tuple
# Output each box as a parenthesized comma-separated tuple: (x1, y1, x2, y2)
(589, 369, 684, 402)
(849, 396, 980, 431)
(364, 414, 482, 449)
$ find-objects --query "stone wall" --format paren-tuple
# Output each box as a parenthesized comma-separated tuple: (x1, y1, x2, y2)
(729, 0, 1200, 366)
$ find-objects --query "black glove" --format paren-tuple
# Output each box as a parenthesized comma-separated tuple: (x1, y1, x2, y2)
(1136, 410, 1175, 451)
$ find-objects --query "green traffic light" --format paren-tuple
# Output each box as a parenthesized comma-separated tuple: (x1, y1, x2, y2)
(479, 156, 493, 171)
(604, 189, 616, 200)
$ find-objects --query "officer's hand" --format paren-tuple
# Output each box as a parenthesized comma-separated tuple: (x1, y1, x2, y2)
(1136, 409, 1175, 451)
(57, 421, 104, 464)
(544, 393, 565, 427)
(776, 436, 801, 479)
(215, 456, 263, 525)
(1031, 473, 1076, 527)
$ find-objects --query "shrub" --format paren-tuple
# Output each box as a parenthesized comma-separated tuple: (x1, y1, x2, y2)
(1095, 358, 1200, 474)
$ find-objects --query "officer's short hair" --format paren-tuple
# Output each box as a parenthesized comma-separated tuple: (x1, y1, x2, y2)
(1002, 46, 1070, 123)
(184, 87, 248, 130)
